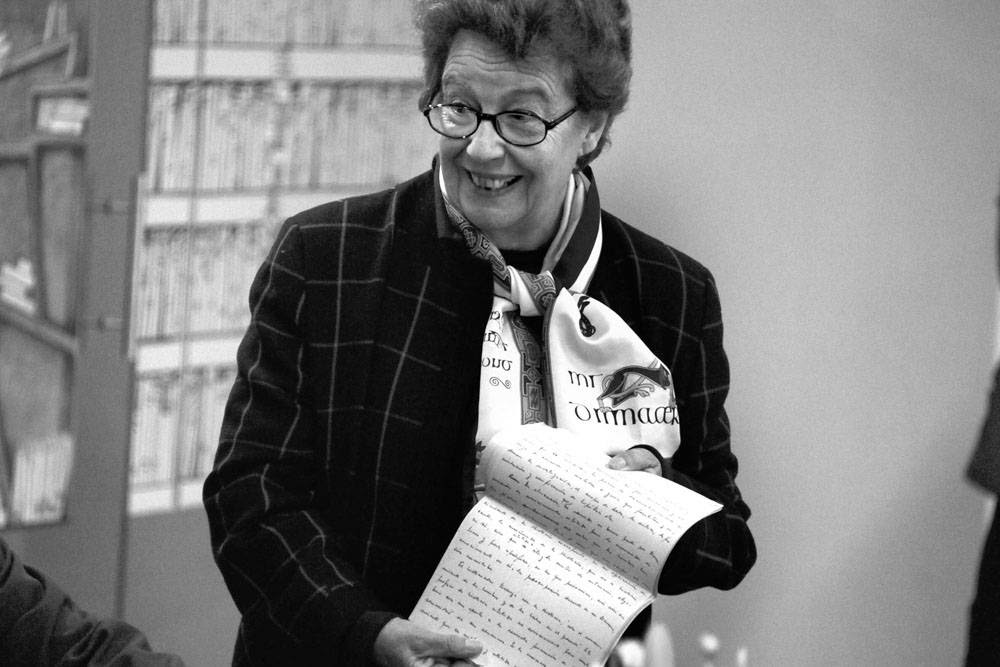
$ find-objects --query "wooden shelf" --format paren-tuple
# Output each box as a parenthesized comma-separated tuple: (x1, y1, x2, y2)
(0, 34, 78, 82)
(30, 78, 91, 98)
(134, 333, 242, 373)
(150, 44, 423, 81)
(141, 185, 385, 226)
(0, 134, 86, 158)
(129, 478, 203, 516)
(0, 303, 77, 355)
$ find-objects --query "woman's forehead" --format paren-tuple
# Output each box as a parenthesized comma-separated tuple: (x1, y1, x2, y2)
(441, 30, 573, 103)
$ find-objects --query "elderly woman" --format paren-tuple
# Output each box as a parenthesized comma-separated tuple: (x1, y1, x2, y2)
(204, 1, 755, 665)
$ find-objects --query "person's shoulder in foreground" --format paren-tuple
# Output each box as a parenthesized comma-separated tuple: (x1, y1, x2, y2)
(0, 536, 185, 667)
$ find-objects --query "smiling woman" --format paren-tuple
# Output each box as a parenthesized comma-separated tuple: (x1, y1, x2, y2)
(202, 1, 756, 665)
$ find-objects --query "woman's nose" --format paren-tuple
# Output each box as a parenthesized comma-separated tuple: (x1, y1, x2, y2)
(465, 118, 506, 161)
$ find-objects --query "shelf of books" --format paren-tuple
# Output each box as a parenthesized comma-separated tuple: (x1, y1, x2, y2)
(128, 0, 436, 514)
(0, 4, 87, 528)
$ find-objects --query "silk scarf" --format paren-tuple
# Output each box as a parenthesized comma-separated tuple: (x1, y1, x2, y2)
(438, 167, 682, 492)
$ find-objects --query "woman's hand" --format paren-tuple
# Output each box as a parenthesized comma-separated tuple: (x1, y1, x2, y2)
(373, 618, 483, 667)
(607, 447, 667, 476)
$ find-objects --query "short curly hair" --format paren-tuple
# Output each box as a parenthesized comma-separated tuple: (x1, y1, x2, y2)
(414, 0, 632, 166)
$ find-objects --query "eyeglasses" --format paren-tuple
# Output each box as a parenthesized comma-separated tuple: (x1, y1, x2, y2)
(422, 103, 578, 147)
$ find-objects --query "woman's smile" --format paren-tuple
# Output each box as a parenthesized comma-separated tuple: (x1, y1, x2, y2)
(466, 170, 521, 192)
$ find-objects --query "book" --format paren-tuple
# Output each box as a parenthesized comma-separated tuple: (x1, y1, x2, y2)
(145, 80, 430, 194)
(0, 156, 34, 269)
(134, 222, 271, 339)
(38, 145, 85, 328)
(153, 0, 419, 47)
(9, 431, 73, 524)
(129, 363, 236, 514)
(410, 423, 721, 667)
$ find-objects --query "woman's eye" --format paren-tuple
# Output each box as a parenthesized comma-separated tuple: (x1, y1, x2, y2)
(443, 105, 474, 121)
(438, 105, 476, 130)
(504, 111, 536, 126)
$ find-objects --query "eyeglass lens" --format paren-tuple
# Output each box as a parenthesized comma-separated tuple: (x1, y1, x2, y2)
(428, 106, 547, 146)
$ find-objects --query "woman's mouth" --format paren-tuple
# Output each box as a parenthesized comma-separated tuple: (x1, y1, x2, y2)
(467, 171, 520, 191)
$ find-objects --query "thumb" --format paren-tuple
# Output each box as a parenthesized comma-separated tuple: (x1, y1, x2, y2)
(426, 633, 482, 658)
(607, 447, 661, 474)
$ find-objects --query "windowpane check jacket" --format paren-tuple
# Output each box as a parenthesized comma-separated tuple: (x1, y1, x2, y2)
(204, 168, 756, 665)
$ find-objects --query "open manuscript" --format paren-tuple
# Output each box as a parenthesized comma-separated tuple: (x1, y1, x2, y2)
(410, 423, 722, 666)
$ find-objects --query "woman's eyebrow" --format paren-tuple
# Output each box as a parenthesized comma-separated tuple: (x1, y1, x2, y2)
(440, 80, 554, 109)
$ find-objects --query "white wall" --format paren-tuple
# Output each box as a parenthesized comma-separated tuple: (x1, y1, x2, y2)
(597, 2, 1000, 664)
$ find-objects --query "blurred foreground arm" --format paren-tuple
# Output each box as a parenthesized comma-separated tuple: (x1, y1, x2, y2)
(0, 536, 185, 666)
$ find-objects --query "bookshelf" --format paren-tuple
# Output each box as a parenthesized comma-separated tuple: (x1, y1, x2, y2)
(0, 2, 87, 530)
(128, 0, 436, 514)
(1, 0, 167, 620)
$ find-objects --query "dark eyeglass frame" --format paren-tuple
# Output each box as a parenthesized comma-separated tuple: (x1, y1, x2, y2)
(422, 103, 578, 147)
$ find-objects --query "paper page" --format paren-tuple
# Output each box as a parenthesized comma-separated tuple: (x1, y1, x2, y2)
(410, 495, 652, 666)
(482, 423, 722, 590)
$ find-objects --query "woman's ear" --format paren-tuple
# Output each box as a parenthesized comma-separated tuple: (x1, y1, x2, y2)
(578, 110, 609, 158)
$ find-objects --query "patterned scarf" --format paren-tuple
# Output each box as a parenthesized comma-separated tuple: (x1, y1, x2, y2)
(438, 167, 681, 495)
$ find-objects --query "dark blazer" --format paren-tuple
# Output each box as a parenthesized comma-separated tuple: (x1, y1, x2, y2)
(204, 168, 755, 665)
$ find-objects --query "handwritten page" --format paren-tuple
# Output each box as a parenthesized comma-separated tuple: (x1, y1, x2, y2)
(482, 424, 722, 590)
(410, 423, 721, 665)
(411, 496, 649, 666)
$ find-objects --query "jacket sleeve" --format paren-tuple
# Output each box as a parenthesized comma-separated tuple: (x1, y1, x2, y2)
(0, 537, 185, 667)
(656, 269, 757, 595)
(203, 220, 396, 665)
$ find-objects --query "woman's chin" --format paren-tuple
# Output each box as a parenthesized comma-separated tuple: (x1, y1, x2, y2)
(458, 194, 522, 232)
(456, 186, 555, 248)
(459, 180, 521, 210)
(466, 214, 520, 242)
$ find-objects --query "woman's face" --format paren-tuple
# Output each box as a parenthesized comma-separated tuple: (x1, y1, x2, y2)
(437, 30, 607, 250)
